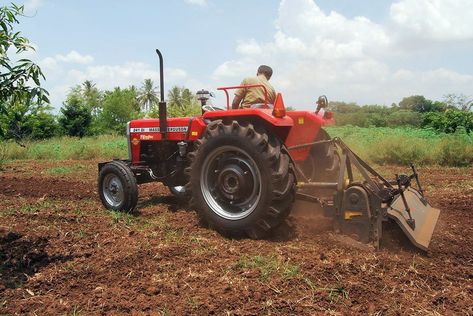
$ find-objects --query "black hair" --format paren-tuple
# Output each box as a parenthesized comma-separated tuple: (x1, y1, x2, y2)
(257, 65, 273, 80)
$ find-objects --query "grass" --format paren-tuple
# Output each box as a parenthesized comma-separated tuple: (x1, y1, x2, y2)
(326, 126, 473, 167)
(234, 254, 301, 282)
(108, 210, 136, 227)
(47, 165, 85, 174)
(0, 134, 127, 161)
(0, 127, 471, 166)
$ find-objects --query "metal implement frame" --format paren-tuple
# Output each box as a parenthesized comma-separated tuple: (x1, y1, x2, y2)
(290, 137, 439, 250)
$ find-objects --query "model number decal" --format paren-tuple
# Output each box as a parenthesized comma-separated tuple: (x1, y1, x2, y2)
(130, 126, 188, 133)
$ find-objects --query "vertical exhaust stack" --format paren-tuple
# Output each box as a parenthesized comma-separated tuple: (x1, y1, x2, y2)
(156, 49, 167, 139)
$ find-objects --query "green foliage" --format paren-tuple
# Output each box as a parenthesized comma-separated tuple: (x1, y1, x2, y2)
(59, 91, 92, 137)
(24, 109, 57, 139)
(234, 254, 300, 282)
(149, 86, 201, 118)
(0, 134, 127, 161)
(81, 80, 102, 114)
(137, 79, 159, 112)
(422, 109, 473, 134)
(398, 95, 443, 113)
(0, 3, 49, 138)
(331, 103, 422, 128)
(326, 126, 473, 167)
(0, 95, 57, 140)
(100, 87, 140, 134)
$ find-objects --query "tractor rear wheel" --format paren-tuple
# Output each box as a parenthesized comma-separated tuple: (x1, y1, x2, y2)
(188, 120, 295, 239)
(98, 161, 138, 212)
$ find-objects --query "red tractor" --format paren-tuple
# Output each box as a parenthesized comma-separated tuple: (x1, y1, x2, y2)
(98, 50, 439, 250)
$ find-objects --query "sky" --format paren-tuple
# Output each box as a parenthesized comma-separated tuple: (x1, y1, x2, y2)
(4, 0, 473, 110)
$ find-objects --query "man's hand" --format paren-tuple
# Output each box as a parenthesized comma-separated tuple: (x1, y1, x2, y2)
(232, 94, 243, 109)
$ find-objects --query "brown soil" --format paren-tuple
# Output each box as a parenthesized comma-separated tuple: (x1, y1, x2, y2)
(0, 161, 472, 315)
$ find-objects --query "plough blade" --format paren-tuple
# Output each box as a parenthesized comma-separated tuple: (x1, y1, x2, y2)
(387, 188, 440, 251)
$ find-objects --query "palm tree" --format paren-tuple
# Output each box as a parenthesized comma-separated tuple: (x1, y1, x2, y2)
(167, 86, 183, 109)
(81, 80, 102, 115)
(137, 79, 159, 113)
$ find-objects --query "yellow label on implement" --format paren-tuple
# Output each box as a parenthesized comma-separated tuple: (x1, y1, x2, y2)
(298, 117, 304, 124)
(344, 211, 363, 220)
(191, 131, 198, 136)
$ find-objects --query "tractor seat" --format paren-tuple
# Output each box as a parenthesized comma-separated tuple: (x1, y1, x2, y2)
(250, 103, 274, 109)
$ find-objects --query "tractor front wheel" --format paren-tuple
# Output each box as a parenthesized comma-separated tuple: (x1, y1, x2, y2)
(188, 120, 295, 239)
(98, 161, 138, 212)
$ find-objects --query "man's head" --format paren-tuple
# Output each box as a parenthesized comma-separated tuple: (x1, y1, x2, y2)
(257, 65, 273, 80)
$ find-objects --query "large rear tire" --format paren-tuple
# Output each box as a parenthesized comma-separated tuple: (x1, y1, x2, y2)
(98, 161, 138, 212)
(187, 120, 296, 239)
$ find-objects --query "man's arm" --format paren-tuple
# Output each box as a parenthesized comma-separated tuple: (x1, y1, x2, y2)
(232, 79, 247, 109)
(232, 94, 243, 109)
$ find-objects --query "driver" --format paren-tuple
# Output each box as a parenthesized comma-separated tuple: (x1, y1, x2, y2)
(232, 65, 276, 109)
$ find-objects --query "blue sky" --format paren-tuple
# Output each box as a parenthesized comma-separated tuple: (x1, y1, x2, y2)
(5, 0, 473, 110)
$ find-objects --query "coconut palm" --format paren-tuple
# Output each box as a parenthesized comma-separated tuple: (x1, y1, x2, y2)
(137, 79, 159, 113)
(81, 80, 102, 115)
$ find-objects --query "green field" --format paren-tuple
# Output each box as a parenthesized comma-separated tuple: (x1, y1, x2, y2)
(326, 126, 473, 166)
(1, 127, 472, 167)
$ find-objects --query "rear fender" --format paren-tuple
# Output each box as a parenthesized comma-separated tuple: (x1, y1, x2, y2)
(285, 111, 326, 161)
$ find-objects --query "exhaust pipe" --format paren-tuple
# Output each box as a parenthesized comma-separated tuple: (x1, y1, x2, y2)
(156, 49, 167, 139)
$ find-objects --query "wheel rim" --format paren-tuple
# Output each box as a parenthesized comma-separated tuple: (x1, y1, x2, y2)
(171, 186, 186, 194)
(201, 145, 262, 221)
(102, 173, 124, 208)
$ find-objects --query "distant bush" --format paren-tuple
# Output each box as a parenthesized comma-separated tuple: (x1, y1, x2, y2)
(422, 109, 473, 134)
(59, 93, 92, 137)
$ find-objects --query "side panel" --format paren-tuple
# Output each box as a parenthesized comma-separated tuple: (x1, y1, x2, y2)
(285, 111, 325, 161)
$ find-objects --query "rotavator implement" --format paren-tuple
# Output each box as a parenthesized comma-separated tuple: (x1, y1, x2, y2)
(98, 49, 440, 251)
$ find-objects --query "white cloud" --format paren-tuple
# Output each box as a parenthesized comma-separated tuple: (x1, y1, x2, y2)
(55, 50, 94, 64)
(390, 0, 473, 41)
(212, 0, 473, 108)
(67, 62, 187, 91)
(184, 0, 207, 7)
(39, 56, 190, 110)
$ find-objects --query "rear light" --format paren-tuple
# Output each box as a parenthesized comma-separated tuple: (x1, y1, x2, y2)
(272, 93, 286, 118)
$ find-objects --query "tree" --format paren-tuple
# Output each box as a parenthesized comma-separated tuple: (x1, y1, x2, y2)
(59, 92, 92, 137)
(0, 3, 49, 138)
(399, 95, 436, 112)
(443, 93, 472, 112)
(137, 79, 159, 113)
(100, 87, 139, 134)
(81, 80, 102, 115)
(0, 96, 57, 140)
(150, 86, 200, 118)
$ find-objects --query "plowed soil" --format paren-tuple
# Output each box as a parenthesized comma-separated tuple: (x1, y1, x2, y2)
(0, 160, 472, 315)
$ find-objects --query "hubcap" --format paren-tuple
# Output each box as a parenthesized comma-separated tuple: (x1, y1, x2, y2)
(103, 174, 124, 208)
(201, 145, 262, 220)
